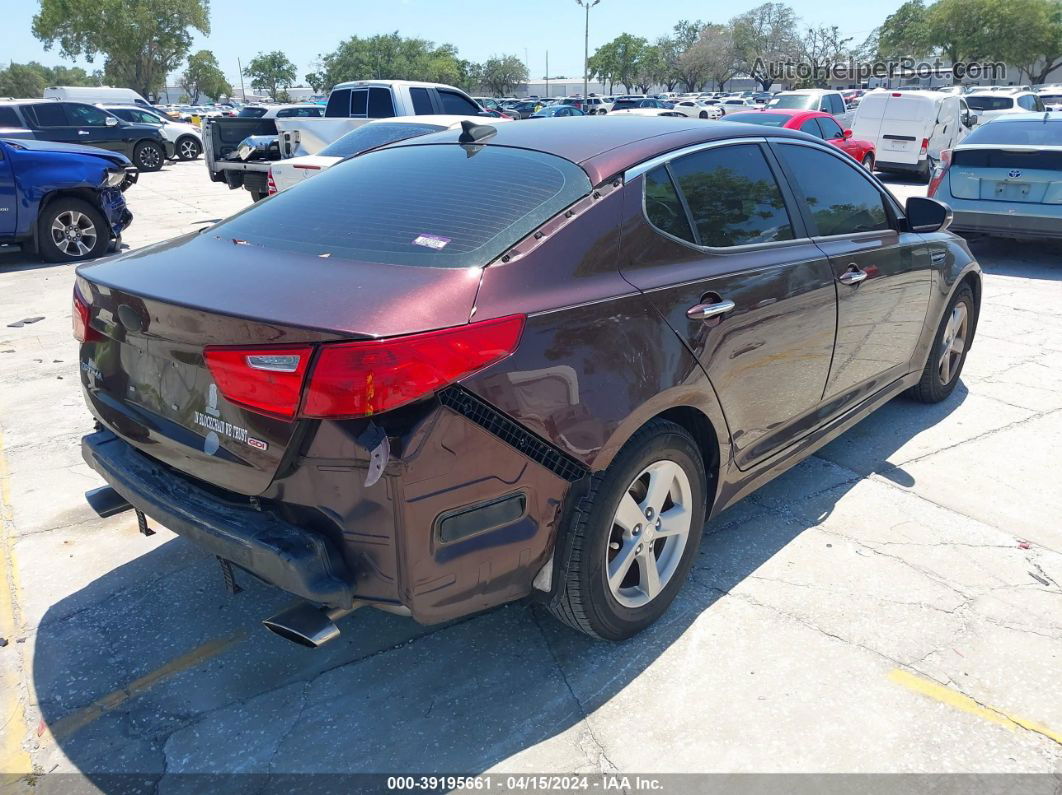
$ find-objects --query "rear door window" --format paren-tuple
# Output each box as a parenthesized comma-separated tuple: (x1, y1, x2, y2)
(325, 89, 351, 117)
(29, 103, 68, 127)
(667, 143, 795, 247)
(0, 107, 22, 127)
(643, 165, 695, 243)
(799, 119, 823, 137)
(211, 145, 591, 268)
(367, 87, 396, 118)
(438, 90, 481, 115)
(410, 87, 435, 114)
(775, 144, 890, 237)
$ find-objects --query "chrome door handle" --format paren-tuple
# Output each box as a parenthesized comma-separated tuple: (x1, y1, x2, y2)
(78, 130, 90, 135)
(687, 299, 735, 320)
(838, 268, 868, 285)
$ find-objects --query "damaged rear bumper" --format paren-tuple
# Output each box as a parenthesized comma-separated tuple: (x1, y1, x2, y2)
(81, 429, 355, 608)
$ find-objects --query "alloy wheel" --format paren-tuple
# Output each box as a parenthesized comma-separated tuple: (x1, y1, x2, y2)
(938, 303, 968, 385)
(178, 138, 199, 159)
(605, 459, 693, 608)
(138, 145, 161, 169)
(50, 210, 97, 258)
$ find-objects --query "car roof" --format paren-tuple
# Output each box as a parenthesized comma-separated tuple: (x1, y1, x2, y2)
(386, 115, 809, 184)
(980, 111, 1062, 123)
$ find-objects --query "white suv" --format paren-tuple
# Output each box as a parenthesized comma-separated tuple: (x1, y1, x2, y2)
(965, 90, 1047, 122)
(768, 89, 851, 124)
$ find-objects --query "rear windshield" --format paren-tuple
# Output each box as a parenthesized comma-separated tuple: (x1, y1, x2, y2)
(211, 145, 591, 268)
(724, 112, 789, 127)
(965, 96, 1014, 111)
(962, 120, 1062, 147)
(613, 100, 640, 110)
(769, 94, 817, 110)
(318, 122, 446, 157)
(238, 107, 267, 118)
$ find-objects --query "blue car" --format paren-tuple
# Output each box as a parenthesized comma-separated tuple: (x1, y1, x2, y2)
(928, 112, 1062, 240)
(0, 137, 135, 262)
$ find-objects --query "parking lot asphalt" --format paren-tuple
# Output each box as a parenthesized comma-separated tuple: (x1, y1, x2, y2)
(0, 157, 1060, 787)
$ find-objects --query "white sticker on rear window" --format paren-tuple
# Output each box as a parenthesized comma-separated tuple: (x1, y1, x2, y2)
(412, 234, 450, 250)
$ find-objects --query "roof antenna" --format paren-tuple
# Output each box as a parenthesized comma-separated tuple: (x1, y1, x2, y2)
(458, 120, 497, 144)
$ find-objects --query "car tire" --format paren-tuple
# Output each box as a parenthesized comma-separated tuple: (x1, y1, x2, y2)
(37, 198, 110, 263)
(176, 136, 202, 160)
(906, 283, 976, 404)
(547, 419, 707, 640)
(249, 189, 268, 202)
(699, 111, 708, 119)
(861, 153, 874, 171)
(133, 140, 164, 172)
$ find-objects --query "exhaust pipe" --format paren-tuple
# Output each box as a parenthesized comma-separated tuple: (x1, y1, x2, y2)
(85, 485, 132, 518)
(262, 602, 364, 648)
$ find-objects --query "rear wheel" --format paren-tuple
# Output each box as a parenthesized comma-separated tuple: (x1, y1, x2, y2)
(37, 198, 110, 263)
(133, 140, 164, 172)
(861, 153, 874, 171)
(699, 110, 708, 119)
(548, 420, 707, 640)
(176, 136, 201, 160)
(907, 284, 976, 403)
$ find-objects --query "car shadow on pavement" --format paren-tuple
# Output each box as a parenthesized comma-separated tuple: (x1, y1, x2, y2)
(965, 237, 1062, 281)
(30, 386, 969, 786)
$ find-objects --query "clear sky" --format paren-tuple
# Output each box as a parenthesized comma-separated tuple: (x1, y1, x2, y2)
(6, 0, 887, 86)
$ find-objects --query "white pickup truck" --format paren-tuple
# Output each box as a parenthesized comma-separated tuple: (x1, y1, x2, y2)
(277, 80, 487, 160)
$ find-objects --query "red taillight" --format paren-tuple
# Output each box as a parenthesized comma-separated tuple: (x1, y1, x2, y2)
(919, 137, 929, 156)
(301, 315, 525, 419)
(267, 168, 277, 196)
(204, 345, 313, 420)
(927, 148, 953, 197)
(72, 286, 102, 343)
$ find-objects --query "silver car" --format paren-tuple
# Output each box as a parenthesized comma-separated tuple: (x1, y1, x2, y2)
(928, 112, 1062, 239)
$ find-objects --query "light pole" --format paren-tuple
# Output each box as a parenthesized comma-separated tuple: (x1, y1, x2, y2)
(576, 0, 599, 98)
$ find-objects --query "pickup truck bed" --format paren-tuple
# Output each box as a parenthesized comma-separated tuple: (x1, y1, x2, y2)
(203, 118, 279, 199)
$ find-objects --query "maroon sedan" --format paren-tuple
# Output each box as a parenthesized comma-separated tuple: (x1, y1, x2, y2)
(723, 108, 877, 170)
(74, 117, 980, 645)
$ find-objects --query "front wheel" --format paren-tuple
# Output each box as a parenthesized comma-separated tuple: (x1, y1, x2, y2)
(906, 283, 976, 403)
(547, 419, 707, 640)
(133, 140, 164, 172)
(176, 136, 202, 160)
(37, 198, 110, 263)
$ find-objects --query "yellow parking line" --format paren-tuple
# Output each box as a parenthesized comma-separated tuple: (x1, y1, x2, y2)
(889, 668, 1062, 745)
(0, 427, 32, 775)
(42, 630, 247, 743)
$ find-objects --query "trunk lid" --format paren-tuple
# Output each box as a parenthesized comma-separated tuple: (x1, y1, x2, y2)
(76, 231, 482, 495)
(949, 146, 1062, 204)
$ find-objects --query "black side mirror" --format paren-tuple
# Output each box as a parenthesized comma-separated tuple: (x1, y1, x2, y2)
(906, 196, 953, 233)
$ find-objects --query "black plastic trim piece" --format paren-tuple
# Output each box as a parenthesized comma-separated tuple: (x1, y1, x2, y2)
(438, 386, 589, 482)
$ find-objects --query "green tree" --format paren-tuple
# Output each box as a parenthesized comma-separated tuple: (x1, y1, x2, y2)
(589, 34, 647, 93)
(304, 71, 327, 93)
(731, 2, 801, 90)
(0, 64, 48, 97)
(318, 33, 468, 89)
(799, 25, 854, 87)
(180, 50, 231, 103)
(699, 24, 741, 90)
(635, 44, 665, 94)
(243, 51, 297, 101)
(480, 55, 528, 96)
(1005, 0, 1062, 84)
(878, 0, 932, 57)
(32, 0, 209, 99)
(653, 35, 683, 91)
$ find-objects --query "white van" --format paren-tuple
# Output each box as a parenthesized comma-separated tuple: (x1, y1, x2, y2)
(43, 86, 152, 108)
(850, 89, 978, 181)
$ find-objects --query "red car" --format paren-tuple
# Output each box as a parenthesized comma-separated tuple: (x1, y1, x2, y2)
(723, 109, 876, 170)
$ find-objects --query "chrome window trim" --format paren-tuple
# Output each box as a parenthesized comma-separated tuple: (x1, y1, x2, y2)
(631, 137, 809, 255)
